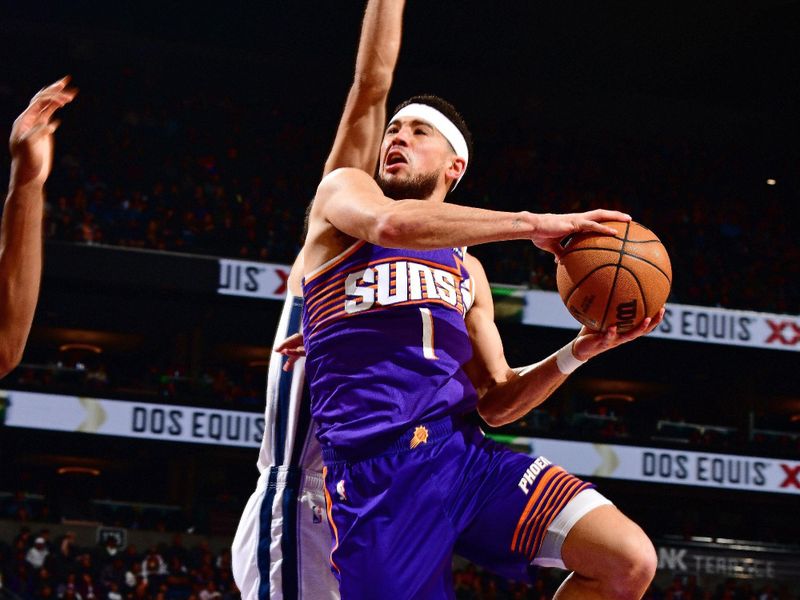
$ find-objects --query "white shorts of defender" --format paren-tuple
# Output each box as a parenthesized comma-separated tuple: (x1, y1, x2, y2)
(232, 466, 339, 600)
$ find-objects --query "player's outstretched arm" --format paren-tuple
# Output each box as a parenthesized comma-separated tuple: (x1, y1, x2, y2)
(309, 168, 632, 254)
(288, 0, 405, 296)
(0, 77, 77, 376)
(463, 255, 664, 427)
(323, 0, 405, 176)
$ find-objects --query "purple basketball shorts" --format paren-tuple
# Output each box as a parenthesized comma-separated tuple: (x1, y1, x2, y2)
(320, 416, 595, 599)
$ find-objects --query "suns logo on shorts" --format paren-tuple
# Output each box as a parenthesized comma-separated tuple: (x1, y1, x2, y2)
(410, 426, 429, 449)
(517, 456, 552, 495)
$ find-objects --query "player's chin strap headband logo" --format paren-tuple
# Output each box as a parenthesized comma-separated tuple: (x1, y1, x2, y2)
(390, 103, 469, 190)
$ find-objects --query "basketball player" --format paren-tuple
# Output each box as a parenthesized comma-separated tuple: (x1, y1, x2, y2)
(0, 78, 77, 378)
(231, 2, 405, 598)
(300, 99, 665, 598)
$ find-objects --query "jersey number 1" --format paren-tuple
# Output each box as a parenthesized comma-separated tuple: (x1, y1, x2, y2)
(419, 308, 438, 360)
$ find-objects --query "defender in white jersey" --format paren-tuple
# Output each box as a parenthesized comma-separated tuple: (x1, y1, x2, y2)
(232, 1, 406, 598)
(232, 293, 334, 600)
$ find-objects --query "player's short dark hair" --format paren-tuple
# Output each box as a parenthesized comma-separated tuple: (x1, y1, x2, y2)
(391, 94, 473, 193)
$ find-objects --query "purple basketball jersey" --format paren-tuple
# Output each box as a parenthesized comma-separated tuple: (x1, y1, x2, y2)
(302, 241, 477, 453)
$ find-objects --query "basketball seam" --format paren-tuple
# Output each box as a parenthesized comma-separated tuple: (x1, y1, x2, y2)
(563, 264, 615, 307)
(561, 238, 660, 260)
(599, 222, 629, 330)
(565, 246, 672, 284)
(562, 240, 661, 258)
(620, 253, 672, 285)
(618, 264, 649, 324)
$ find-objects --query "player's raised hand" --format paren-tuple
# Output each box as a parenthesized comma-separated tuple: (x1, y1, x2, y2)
(530, 209, 631, 259)
(571, 306, 665, 361)
(9, 77, 78, 189)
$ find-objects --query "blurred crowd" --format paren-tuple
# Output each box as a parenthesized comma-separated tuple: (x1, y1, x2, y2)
(3, 525, 793, 600)
(503, 402, 800, 459)
(0, 527, 237, 600)
(0, 64, 793, 317)
(7, 361, 264, 409)
(452, 563, 794, 600)
(1, 475, 245, 541)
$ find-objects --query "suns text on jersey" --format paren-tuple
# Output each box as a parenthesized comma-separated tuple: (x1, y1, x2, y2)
(344, 260, 471, 315)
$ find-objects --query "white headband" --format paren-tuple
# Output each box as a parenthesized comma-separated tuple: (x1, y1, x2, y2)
(390, 103, 469, 189)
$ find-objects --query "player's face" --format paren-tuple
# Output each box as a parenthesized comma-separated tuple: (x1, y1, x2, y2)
(376, 118, 454, 200)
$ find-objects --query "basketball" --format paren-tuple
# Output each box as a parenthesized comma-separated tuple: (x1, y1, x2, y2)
(556, 221, 672, 332)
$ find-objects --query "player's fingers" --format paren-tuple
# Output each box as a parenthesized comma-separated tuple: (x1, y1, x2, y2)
(36, 76, 71, 96)
(645, 308, 666, 332)
(618, 318, 651, 343)
(531, 239, 560, 259)
(38, 102, 66, 124)
(583, 209, 631, 223)
(33, 91, 75, 110)
(45, 120, 61, 134)
(29, 85, 75, 105)
(274, 332, 304, 354)
(17, 123, 50, 142)
(23, 97, 69, 124)
(579, 220, 621, 237)
(636, 317, 652, 335)
(604, 326, 619, 345)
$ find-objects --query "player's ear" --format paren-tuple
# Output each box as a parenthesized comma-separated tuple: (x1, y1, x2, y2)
(445, 156, 466, 184)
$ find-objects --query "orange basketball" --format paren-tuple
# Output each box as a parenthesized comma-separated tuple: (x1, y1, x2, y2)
(556, 221, 672, 332)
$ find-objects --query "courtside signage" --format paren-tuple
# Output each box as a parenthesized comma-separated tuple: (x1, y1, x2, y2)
(656, 543, 799, 581)
(2, 390, 264, 448)
(494, 435, 800, 496)
(217, 258, 290, 299)
(520, 290, 800, 352)
(7, 389, 797, 495)
(216, 260, 799, 352)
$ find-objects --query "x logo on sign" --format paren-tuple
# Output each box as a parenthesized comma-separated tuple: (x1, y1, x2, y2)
(765, 321, 800, 346)
(780, 464, 800, 489)
(274, 268, 290, 295)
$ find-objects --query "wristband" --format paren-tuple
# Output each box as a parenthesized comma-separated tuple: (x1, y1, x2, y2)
(555, 341, 586, 375)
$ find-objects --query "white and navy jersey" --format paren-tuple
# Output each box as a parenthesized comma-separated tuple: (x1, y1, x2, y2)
(233, 293, 336, 600)
(258, 293, 323, 472)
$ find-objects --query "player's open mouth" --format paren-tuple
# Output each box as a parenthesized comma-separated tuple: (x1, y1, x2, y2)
(385, 149, 408, 171)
